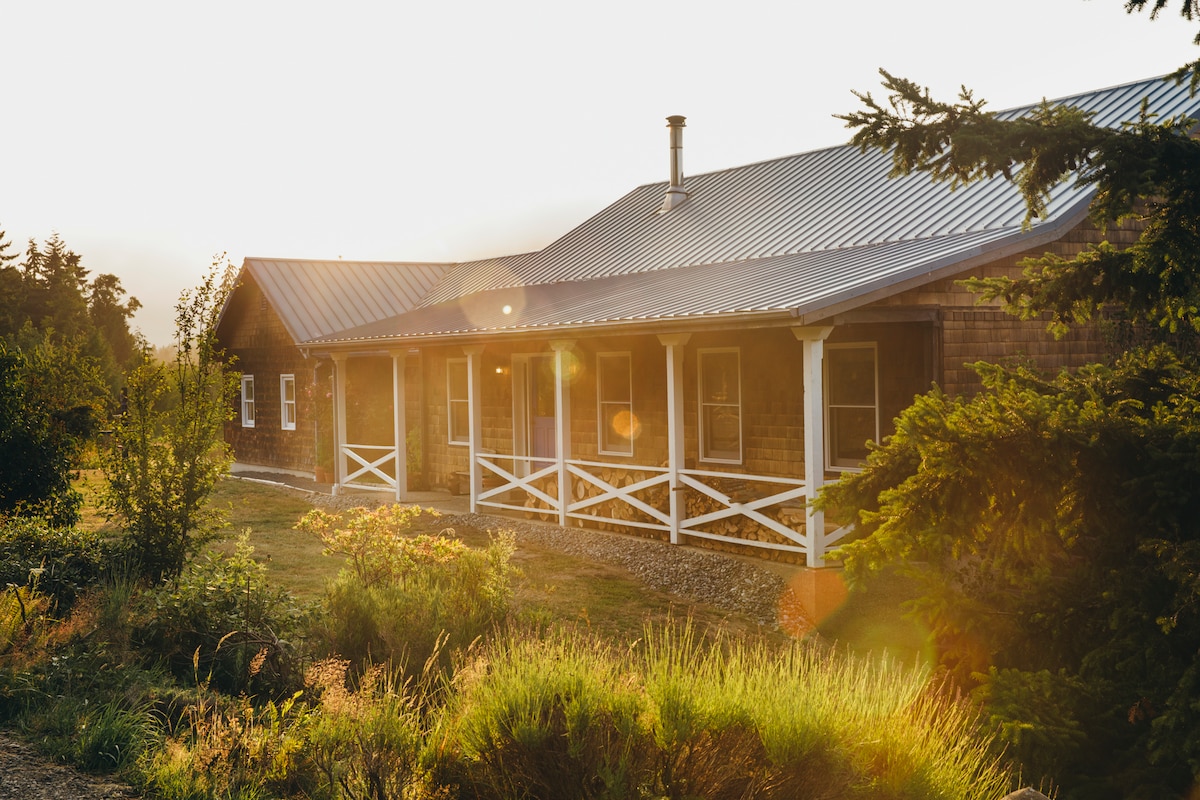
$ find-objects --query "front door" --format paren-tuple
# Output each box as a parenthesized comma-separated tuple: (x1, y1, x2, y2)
(513, 354, 556, 473)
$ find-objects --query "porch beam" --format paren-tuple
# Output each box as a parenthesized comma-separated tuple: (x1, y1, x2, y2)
(464, 346, 484, 514)
(657, 333, 691, 544)
(330, 353, 348, 496)
(550, 340, 576, 527)
(391, 350, 407, 503)
(794, 325, 833, 567)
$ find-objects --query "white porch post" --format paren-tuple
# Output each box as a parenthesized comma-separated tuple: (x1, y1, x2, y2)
(550, 340, 575, 527)
(657, 333, 691, 544)
(793, 326, 834, 567)
(391, 350, 408, 503)
(464, 346, 484, 513)
(330, 353, 348, 496)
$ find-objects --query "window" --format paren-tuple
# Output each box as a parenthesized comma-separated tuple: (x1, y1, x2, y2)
(241, 375, 255, 428)
(698, 348, 741, 463)
(447, 358, 469, 445)
(825, 343, 879, 469)
(280, 374, 296, 430)
(597, 352, 634, 456)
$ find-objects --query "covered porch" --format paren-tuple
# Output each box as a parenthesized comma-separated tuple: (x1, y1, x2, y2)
(325, 325, 859, 569)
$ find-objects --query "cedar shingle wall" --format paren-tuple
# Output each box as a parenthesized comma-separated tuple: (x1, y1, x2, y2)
(875, 215, 1135, 395)
(220, 275, 316, 472)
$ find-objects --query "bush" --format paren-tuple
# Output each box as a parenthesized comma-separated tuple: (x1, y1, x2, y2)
(299, 505, 516, 682)
(136, 534, 313, 697)
(306, 658, 428, 800)
(0, 516, 122, 611)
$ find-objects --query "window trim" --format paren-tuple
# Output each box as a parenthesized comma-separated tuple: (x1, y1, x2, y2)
(697, 347, 742, 465)
(596, 351, 634, 457)
(280, 374, 296, 431)
(824, 342, 880, 472)
(241, 374, 256, 428)
(447, 358, 469, 446)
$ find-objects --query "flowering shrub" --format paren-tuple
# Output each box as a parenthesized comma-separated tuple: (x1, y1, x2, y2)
(298, 504, 516, 682)
(296, 505, 457, 588)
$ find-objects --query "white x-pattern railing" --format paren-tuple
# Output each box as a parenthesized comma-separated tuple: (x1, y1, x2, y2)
(340, 443, 397, 490)
(677, 468, 807, 552)
(472, 453, 849, 558)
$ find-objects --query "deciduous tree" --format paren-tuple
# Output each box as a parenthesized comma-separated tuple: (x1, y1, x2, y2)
(102, 259, 238, 581)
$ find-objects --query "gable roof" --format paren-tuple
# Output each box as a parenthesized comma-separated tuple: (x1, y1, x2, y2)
(253, 74, 1200, 347)
(232, 258, 453, 343)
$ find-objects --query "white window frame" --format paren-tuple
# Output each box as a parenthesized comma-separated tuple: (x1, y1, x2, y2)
(241, 374, 256, 428)
(698, 347, 742, 464)
(280, 374, 296, 431)
(596, 351, 634, 457)
(447, 358, 469, 446)
(824, 342, 880, 471)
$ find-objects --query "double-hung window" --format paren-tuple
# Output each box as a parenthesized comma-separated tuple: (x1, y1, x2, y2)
(825, 343, 879, 469)
(447, 359, 469, 445)
(280, 374, 296, 430)
(698, 348, 741, 463)
(241, 375, 256, 428)
(597, 352, 634, 456)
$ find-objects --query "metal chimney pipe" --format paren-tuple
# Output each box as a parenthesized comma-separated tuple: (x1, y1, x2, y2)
(659, 115, 688, 213)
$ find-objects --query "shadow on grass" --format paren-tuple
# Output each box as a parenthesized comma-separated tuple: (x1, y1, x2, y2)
(814, 567, 935, 668)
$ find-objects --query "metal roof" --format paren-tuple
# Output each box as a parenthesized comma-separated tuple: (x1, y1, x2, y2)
(315, 212, 1089, 344)
(417, 75, 1199, 311)
(248, 74, 1200, 347)
(239, 258, 452, 343)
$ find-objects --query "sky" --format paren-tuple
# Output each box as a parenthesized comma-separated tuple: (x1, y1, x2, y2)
(4, 0, 1199, 346)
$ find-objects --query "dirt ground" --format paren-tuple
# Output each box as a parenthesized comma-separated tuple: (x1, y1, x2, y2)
(0, 732, 138, 799)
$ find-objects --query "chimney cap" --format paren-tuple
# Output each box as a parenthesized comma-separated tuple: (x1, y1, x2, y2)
(666, 115, 686, 126)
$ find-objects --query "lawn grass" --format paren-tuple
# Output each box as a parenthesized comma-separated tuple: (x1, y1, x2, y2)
(212, 478, 781, 644)
(75, 472, 920, 652)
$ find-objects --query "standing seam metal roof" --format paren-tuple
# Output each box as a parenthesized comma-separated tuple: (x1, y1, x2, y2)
(414, 74, 1199, 310)
(244, 74, 1200, 347)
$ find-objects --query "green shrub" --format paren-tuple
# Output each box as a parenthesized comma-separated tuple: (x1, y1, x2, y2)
(136, 534, 313, 697)
(0, 516, 122, 611)
(300, 505, 516, 683)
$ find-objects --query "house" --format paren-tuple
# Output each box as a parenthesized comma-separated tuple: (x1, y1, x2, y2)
(215, 75, 1200, 569)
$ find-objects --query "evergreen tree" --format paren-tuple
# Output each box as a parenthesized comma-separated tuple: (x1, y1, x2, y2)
(827, 5, 1200, 796)
(0, 337, 105, 525)
(0, 226, 23, 337)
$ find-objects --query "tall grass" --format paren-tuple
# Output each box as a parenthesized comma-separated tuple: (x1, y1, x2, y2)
(433, 623, 1012, 800)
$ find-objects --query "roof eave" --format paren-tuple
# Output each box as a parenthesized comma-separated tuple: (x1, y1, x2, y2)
(790, 193, 1096, 324)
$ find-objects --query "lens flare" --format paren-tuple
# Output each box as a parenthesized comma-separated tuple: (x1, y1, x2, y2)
(610, 409, 642, 441)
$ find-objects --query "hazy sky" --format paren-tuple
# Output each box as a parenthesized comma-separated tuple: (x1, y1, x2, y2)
(4, 0, 1198, 345)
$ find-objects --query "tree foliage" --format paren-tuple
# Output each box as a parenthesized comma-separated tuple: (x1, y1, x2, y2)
(823, 350, 1200, 795)
(101, 260, 238, 582)
(839, 69, 1200, 340)
(0, 341, 100, 526)
(0, 229, 141, 395)
(831, 12, 1200, 796)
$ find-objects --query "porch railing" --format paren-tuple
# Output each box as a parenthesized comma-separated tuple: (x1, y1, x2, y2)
(339, 442, 397, 491)
(473, 453, 851, 559)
